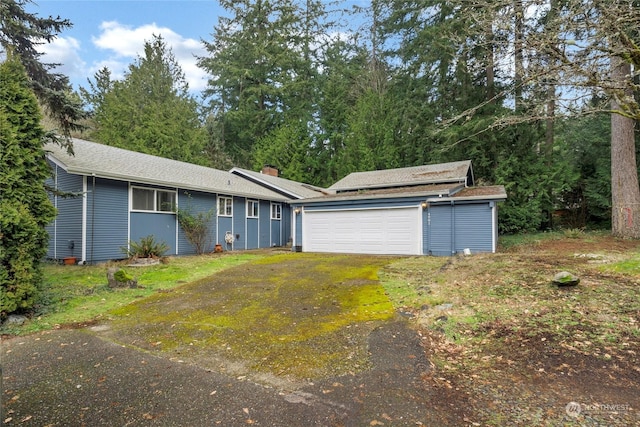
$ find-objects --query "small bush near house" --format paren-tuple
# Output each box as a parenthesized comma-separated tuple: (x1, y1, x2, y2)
(122, 235, 169, 259)
(176, 199, 215, 255)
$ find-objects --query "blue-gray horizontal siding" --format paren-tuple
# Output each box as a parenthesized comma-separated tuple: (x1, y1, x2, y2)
(46, 164, 83, 260)
(427, 204, 454, 256)
(453, 203, 493, 253)
(87, 178, 129, 262)
(427, 201, 494, 256)
(247, 217, 259, 249)
(282, 205, 292, 246)
(177, 190, 216, 254)
(45, 171, 56, 258)
(130, 212, 177, 255)
(233, 197, 246, 250)
(260, 200, 271, 248)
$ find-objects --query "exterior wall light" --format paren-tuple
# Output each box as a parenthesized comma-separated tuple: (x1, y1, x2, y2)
(294, 208, 301, 214)
(421, 202, 429, 210)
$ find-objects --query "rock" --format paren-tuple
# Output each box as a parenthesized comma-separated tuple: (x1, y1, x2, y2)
(435, 303, 453, 311)
(552, 271, 580, 287)
(398, 311, 415, 319)
(4, 314, 27, 326)
(107, 267, 138, 288)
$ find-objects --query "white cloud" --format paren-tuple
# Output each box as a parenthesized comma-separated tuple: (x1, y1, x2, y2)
(91, 21, 209, 92)
(38, 36, 86, 82)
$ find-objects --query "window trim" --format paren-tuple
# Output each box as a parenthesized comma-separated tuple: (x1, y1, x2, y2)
(130, 186, 176, 213)
(218, 196, 233, 217)
(271, 203, 282, 220)
(247, 200, 259, 218)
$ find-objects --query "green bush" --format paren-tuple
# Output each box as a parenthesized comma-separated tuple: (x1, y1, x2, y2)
(122, 235, 169, 259)
(0, 56, 57, 318)
(0, 202, 51, 315)
(176, 197, 215, 255)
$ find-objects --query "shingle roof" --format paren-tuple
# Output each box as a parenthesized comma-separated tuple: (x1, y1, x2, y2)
(329, 160, 473, 192)
(447, 185, 507, 201)
(230, 167, 328, 199)
(296, 183, 465, 204)
(45, 138, 289, 201)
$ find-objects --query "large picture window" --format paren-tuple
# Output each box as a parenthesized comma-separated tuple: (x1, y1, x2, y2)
(247, 200, 259, 218)
(271, 203, 281, 220)
(218, 196, 233, 216)
(131, 187, 175, 212)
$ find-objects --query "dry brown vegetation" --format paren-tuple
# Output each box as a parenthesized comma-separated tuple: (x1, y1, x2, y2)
(383, 233, 640, 425)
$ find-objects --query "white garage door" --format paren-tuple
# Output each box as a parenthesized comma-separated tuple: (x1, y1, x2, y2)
(302, 207, 422, 255)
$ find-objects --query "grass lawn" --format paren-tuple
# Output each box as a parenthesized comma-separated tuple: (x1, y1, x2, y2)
(1, 252, 264, 335)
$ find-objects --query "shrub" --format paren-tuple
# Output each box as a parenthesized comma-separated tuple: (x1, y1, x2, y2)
(0, 56, 57, 318)
(176, 194, 215, 255)
(122, 235, 169, 259)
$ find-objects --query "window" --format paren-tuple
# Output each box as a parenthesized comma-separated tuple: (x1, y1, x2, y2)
(156, 191, 176, 212)
(247, 200, 259, 218)
(131, 187, 175, 212)
(218, 196, 233, 216)
(271, 203, 281, 220)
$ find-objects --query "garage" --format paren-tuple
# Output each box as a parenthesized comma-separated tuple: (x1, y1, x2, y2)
(302, 206, 422, 255)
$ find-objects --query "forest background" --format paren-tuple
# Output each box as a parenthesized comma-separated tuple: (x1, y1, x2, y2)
(16, 0, 640, 235)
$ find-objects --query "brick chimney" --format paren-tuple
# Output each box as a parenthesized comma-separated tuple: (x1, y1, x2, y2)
(261, 165, 279, 177)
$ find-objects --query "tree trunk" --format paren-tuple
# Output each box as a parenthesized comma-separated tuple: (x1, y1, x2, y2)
(610, 56, 640, 238)
(513, 0, 524, 112)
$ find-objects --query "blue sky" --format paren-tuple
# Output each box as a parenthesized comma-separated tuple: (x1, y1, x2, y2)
(28, 0, 224, 95)
(28, 0, 366, 97)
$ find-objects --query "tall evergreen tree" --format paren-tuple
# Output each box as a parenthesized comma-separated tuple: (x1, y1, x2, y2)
(199, 0, 329, 168)
(315, 38, 369, 185)
(0, 0, 86, 148)
(0, 54, 57, 316)
(82, 35, 207, 164)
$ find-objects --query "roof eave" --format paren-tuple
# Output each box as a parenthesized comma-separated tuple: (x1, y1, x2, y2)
(57, 162, 289, 202)
(293, 188, 462, 204)
(333, 177, 468, 193)
(230, 167, 304, 199)
(427, 194, 507, 203)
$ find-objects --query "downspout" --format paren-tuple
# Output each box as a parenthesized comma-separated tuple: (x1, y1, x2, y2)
(90, 175, 96, 264)
(491, 201, 497, 253)
(244, 203, 248, 249)
(215, 195, 219, 246)
(175, 187, 179, 255)
(82, 176, 87, 263)
(291, 209, 296, 251)
(53, 165, 58, 259)
(450, 200, 455, 255)
(292, 207, 299, 251)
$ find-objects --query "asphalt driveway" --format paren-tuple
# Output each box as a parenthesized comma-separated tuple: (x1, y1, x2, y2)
(1, 253, 460, 426)
(2, 321, 441, 426)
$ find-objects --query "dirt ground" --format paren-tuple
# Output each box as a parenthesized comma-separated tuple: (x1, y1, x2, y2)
(412, 235, 640, 426)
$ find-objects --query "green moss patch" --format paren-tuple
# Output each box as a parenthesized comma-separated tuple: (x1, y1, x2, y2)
(106, 253, 396, 381)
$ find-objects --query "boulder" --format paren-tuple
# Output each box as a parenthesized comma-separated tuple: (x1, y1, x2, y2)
(552, 271, 580, 287)
(4, 314, 27, 326)
(107, 267, 138, 288)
